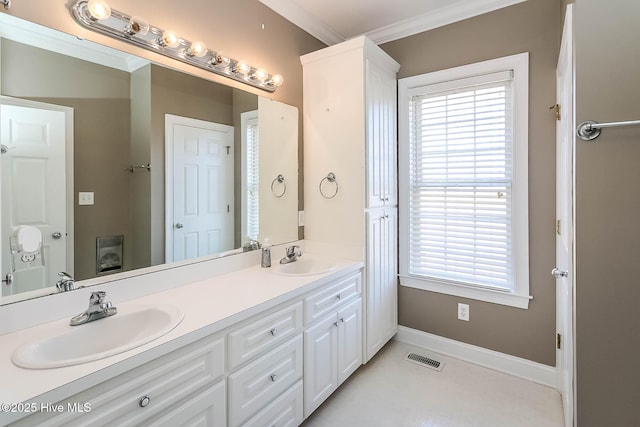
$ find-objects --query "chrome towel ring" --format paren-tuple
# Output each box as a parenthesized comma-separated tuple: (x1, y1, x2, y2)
(319, 172, 339, 199)
(271, 174, 286, 198)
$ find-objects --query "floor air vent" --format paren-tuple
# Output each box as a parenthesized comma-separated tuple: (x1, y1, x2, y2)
(405, 353, 444, 371)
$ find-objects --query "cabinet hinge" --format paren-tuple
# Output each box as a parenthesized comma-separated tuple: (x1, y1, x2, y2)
(556, 220, 561, 236)
(557, 333, 562, 349)
(226, 145, 231, 155)
(550, 104, 561, 121)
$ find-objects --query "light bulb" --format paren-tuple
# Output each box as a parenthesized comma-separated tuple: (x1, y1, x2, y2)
(252, 68, 267, 82)
(235, 61, 250, 76)
(270, 74, 284, 87)
(87, 0, 111, 20)
(210, 54, 231, 69)
(126, 16, 149, 36)
(187, 40, 208, 58)
(160, 30, 180, 48)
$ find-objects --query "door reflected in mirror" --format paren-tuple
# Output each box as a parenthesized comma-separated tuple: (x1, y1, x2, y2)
(0, 13, 299, 304)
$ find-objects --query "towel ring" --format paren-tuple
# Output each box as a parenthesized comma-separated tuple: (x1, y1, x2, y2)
(271, 174, 286, 198)
(319, 172, 339, 199)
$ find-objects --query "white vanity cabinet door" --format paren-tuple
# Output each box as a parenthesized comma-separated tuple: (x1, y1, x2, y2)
(303, 312, 339, 418)
(303, 297, 363, 418)
(9, 336, 225, 427)
(304, 272, 361, 325)
(228, 301, 303, 370)
(337, 298, 363, 385)
(243, 381, 303, 427)
(365, 208, 398, 362)
(228, 334, 303, 427)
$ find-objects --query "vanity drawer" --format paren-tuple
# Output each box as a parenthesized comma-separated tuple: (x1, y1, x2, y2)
(243, 380, 303, 427)
(228, 301, 303, 370)
(228, 334, 303, 427)
(10, 335, 225, 427)
(304, 272, 361, 324)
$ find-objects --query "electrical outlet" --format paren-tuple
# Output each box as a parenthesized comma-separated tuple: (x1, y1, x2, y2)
(78, 192, 94, 206)
(458, 303, 470, 321)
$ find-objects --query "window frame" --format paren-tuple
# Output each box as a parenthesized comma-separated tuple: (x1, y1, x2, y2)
(398, 52, 531, 309)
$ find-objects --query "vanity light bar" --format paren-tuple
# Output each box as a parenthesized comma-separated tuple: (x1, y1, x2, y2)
(71, 0, 283, 92)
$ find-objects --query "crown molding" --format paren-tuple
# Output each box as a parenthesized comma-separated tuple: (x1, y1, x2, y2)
(260, 0, 527, 46)
(367, 0, 528, 45)
(259, 0, 344, 46)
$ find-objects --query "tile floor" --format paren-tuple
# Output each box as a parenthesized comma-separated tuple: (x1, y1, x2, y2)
(302, 340, 564, 427)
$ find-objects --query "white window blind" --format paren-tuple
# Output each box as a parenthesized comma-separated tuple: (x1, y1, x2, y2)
(407, 71, 514, 291)
(246, 120, 259, 241)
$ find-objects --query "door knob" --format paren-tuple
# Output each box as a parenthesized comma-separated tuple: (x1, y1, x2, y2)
(52, 232, 62, 239)
(551, 268, 568, 278)
(175, 223, 184, 229)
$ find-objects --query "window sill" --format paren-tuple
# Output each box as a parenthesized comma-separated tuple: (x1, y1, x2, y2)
(399, 275, 532, 309)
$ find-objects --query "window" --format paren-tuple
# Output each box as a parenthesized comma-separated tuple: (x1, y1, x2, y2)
(398, 53, 531, 309)
(242, 110, 259, 242)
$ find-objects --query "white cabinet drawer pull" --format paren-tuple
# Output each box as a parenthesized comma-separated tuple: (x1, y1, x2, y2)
(269, 328, 277, 336)
(139, 395, 151, 408)
(270, 374, 278, 382)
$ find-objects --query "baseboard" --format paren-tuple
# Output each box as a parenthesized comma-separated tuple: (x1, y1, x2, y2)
(394, 326, 557, 388)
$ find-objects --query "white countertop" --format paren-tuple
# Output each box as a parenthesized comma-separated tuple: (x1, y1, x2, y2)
(0, 256, 363, 425)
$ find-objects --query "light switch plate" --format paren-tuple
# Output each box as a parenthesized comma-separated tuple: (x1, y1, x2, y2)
(79, 192, 94, 206)
(298, 210, 305, 227)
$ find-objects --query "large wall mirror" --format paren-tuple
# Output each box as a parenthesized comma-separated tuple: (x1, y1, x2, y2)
(0, 13, 299, 305)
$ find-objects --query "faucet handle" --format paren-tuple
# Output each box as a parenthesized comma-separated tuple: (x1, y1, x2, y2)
(89, 291, 106, 305)
(58, 272, 73, 281)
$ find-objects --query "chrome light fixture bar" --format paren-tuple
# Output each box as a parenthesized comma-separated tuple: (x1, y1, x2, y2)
(71, 0, 283, 92)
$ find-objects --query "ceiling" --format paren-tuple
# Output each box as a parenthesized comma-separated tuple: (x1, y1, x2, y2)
(259, 0, 527, 45)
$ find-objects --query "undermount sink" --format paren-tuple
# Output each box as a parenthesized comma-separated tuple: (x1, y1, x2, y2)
(12, 305, 184, 369)
(273, 255, 337, 276)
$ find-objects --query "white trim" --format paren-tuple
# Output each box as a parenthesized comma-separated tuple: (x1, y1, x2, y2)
(0, 13, 148, 72)
(258, 0, 344, 46)
(394, 326, 557, 388)
(398, 52, 530, 309)
(366, 0, 528, 45)
(261, 0, 527, 46)
(400, 276, 532, 309)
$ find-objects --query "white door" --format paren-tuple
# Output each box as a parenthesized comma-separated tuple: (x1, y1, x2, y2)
(165, 115, 234, 263)
(555, 5, 575, 427)
(0, 98, 73, 295)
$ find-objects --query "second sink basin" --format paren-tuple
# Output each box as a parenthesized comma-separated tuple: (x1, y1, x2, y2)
(273, 255, 337, 276)
(12, 305, 184, 369)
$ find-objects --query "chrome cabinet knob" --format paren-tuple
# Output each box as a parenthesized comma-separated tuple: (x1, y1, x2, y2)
(175, 222, 184, 229)
(551, 268, 568, 278)
(139, 395, 151, 407)
(270, 374, 278, 382)
(269, 328, 277, 336)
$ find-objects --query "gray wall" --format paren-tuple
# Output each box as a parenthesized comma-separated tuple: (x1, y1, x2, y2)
(574, 0, 640, 424)
(381, 0, 561, 366)
(1, 39, 133, 280)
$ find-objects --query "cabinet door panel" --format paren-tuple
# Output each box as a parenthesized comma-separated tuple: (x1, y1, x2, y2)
(303, 313, 338, 418)
(338, 298, 363, 384)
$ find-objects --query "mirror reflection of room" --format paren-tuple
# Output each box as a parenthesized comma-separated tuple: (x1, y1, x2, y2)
(0, 15, 298, 303)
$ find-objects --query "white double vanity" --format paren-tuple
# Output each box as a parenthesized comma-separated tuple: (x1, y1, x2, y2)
(1, 245, 364, 426)
(0, 32, 399, 427)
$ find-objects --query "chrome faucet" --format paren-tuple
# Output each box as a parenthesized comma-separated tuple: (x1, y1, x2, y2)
(56, 272, 75, 292)
(280, 245, 302, 264)
(70, 291, 117, 326)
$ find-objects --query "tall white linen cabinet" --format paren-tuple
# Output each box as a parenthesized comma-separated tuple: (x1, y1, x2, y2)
(301, 36, 400, 363)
